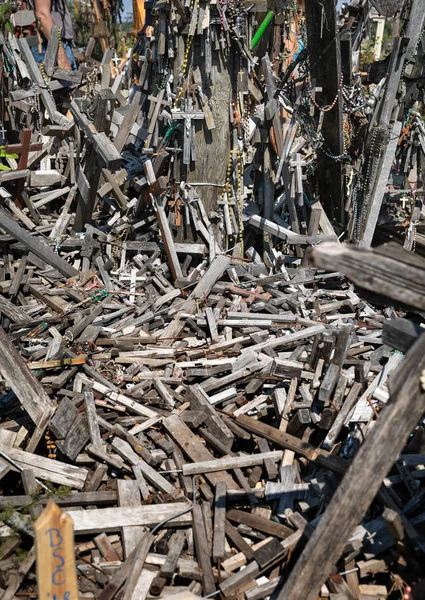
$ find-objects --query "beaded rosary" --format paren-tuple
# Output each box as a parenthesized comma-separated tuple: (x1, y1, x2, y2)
(308, 73, 343, 113)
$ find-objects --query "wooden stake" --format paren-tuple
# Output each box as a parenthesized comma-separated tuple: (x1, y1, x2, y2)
(34, 499, 79, 600)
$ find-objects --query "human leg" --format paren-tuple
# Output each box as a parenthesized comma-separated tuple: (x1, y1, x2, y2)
(62, 40, 77, 70)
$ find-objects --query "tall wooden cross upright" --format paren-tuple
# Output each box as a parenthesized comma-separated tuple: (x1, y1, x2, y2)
(6, 128, 43, 204)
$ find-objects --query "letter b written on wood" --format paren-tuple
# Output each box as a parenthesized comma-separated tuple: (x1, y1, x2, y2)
(35, 499, 79, 600)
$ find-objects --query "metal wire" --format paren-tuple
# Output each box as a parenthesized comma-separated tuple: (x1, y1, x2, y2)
(151, 475, 196, 536)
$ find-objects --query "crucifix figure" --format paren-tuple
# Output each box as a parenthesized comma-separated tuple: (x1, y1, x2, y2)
(0, 123, 6, 144)
(171, 109, 205, 165)
(6, 128, 43, 204)
(290, 152, 307, 207)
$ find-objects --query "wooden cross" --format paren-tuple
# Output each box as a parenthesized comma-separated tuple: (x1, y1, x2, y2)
(6, 128, 43, 171)
(148, 93, 169, 119)
(171, 109, 205, 165)
(401, 195, 409, 209)
(0, 123, 6, 142)
(290, 153, 306, 206)
(6, 129, 43, 205)
(120, 268, 146, 303)
(144, 88, 167, 148)
(309, 79, 323, 116)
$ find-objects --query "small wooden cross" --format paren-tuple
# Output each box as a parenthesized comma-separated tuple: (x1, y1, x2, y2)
(0, 123, 6, 142)
(147, 91, 169, 120)
(400, 195, 409, 209)
(309, 79, 323, 116)
(290, 153, 306, 206)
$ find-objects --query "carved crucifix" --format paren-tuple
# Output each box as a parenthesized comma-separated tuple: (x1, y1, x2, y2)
(171, 109, 205, 165)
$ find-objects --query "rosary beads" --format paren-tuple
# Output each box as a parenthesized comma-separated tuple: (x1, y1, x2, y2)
(308, 73, 343, 113)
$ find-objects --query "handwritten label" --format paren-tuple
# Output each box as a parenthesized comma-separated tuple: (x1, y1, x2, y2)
(35, 499, 78, 600)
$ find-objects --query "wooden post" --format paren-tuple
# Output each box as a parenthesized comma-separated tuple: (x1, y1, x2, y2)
(305, 0, 344, 224)
(34, 499, 79, 600)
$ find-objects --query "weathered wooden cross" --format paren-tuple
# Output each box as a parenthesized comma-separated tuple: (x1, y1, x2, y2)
(171, 109, 205, 165)
(290, 152, 307, 207)
(6, 128, 43, 204)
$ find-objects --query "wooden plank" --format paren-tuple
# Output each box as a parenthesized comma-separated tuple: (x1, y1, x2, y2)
(161, 530, 186, 579)
(192, 504, 216, 595)
(308, 242, 425, 311)
(84, 390, 103, 449)
(114, 89, 146, 152)
(68, 503, 193, 534)
(235, 414, 349, 475)
(212, 482, 226, 563)
(0, 207, 78, 278)
(226, 509, 293, 540)
(0, 327, 52, 426)
(0, 439, 88, 489)
(117, 480, 145, 558)
(163, 414, 238, 489)
(159, 256, 231, 339)
(182, 451, 283, 476)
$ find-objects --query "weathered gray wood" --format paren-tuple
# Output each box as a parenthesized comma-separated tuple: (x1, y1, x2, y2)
(249, 215, 337, 245)
(212, 482, 226, 563)
(0, 327, 52, 426)
(112, 437, 176, 495)
(186, 384, 234, 448)
(322, 383, 362, 451)
(56, 413, 90, 461)
(163, 414, 238, 489)
(192, 504, 216, 595)
(84, 391, 103, 449)
(360, 121, 402, 247)
(226, 508, 293, 540)
(50, 398, 78, 439)
(0, 436, 88, 489)
(0, 207, 78, 278)
(68, 503, 193, 534)
(113, 89, 145, 152)
(44, 26, 59, 76)
(159, 255, 231, 339)
(182, 452, 283, 476)
(117, 480, 145, 558)
(308, 242, 425, 311)
(236, 414, 349, 475)
(122, 532, 154, 600)
(278, 327, 425, 600)
(18, 38, 69, 127)
(0, 294, 34, 323)
(161, 530, 186, 579)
